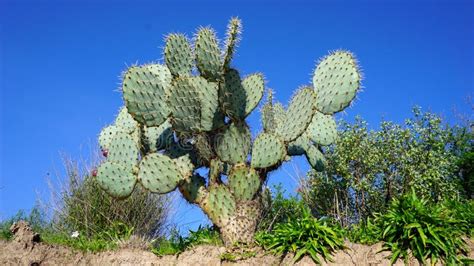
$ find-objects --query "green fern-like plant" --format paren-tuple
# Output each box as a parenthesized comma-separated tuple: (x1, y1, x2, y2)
(255, 207, 345, 263)
(379, 189, 470, 265)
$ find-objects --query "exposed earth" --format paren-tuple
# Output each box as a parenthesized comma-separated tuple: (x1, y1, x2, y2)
(1, 221, 472, 265)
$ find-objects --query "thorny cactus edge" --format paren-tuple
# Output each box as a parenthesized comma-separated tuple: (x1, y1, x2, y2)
(94, 18, 362, 245)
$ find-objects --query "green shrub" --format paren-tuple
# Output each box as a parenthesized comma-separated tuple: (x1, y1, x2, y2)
(441, 199, 474, 237)
(258, 184, 306, 232)
(256, 206, 345, 263)
(378, 189, 469, 265)
(152, 225, 222, 256)
(347, 217, 381, 245)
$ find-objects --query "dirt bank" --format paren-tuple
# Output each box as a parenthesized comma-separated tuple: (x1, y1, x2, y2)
(1, 221, 472, 265)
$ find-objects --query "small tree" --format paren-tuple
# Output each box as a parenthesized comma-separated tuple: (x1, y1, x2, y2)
(93, 18, 362, 245)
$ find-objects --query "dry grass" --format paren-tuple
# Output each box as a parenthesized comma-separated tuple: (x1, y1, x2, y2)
(40, 148, 171, 239)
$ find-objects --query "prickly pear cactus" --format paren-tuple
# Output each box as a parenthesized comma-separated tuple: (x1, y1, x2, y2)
(93, 18, 362, 246)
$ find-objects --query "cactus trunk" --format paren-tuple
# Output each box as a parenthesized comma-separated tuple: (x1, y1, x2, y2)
(210, 199, 263, 245)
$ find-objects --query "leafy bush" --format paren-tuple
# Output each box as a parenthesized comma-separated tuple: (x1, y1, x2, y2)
(304, 108, 472, 225)
(441, 199, 474, 236)
(256, 206, 345, 263)
(378, 189, 469, 265)
(152, 225, 222, 256)
(346, 217, 381, 245)
(47, 154, 170, 239)
(257, 184, 306, 232)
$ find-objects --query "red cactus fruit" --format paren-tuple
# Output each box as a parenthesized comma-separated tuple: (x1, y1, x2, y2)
(102, 149, 109, 157)
(92, 169, 98, 177)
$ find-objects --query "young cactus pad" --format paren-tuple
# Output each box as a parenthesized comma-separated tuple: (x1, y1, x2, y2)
(94, 18, 362, 245)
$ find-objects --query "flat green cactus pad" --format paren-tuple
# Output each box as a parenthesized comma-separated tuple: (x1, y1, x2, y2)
(215, 122, 251, 164)
(203, 185, 236, 226)
(115, 107, 138, 134)
(261, 101, 286, 133)
(172, 152, 195, 178)
(122, 64, 171, 127)
(108, 131, 139, 170)
(228, 164, 261, 201)
(165, 34, 193, 77)
(98, 125, 122, 151)
(168, 76, 220, 132)
(305, 144, 326, 172)
(195, 27, 222, 80)
(251, 133, 286, 168)
(138, 153, 184, 194)
(287, 133, 310, 156)
(96, 161, 136, 199)
(143, 119, 173, 152)
(179, 174, 207, 204)
(241, 74, 265, 116)
(220, 70, 264, 119)
(313, 51, 361, 114)
(276, 87, 316, 142)
(307, 111, 337, 146)
(223, 18, 241, 69)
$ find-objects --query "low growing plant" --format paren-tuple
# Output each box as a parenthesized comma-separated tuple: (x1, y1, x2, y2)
(347, 217, 381, 245)
(152, 225, 222, 256)
(255, 206, 345, 263)
(441, 199, 474, 236)
(378, 189, 470, 265)
(257, 184, 306, 232)
(42, 221, 134, 252)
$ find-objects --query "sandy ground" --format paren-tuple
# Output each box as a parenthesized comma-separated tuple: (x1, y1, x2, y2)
(1, 221, 472, 265)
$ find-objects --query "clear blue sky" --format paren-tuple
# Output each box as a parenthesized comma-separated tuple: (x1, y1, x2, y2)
(1, 0, 473, 231)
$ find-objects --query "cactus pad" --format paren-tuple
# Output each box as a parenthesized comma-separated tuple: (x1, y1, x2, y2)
(220, 70, 264, 119)
(195, 27, 222, 80)
(168, 76, 219, 132)
(251, 133, 286, 168)
(122, 65, 171, 127)
(115, 107, 138, 134)
(138, 153, 184, 194)
(215, 122, 251, 164)
(98, 125, 121, 151)
(261, 101, 286, 133)
(313, 51, 361, 114)
(179, 174, 207, 204)
(108, 131, 139, 169)
(305, 144, 326, 171)
(143, 119, 173, 152)
(287, 133, 310, 156)
(307, 111, 337, 146)
(164, 34, 193, 77)
(223, 18, 241, 70)
(96, 161, 136, 199)
(228, 164, 260, 201)
(276, 87, 316, 142)
(203, 185, 236, 226)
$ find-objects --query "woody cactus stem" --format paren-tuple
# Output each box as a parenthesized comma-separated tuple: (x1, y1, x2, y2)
(95, 18, 362, 246)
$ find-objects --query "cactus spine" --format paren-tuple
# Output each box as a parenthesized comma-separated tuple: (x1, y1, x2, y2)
(95, 18, 361, 245)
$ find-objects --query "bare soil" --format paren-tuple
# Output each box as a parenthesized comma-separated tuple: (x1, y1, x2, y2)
(1, 221, 472, 265)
